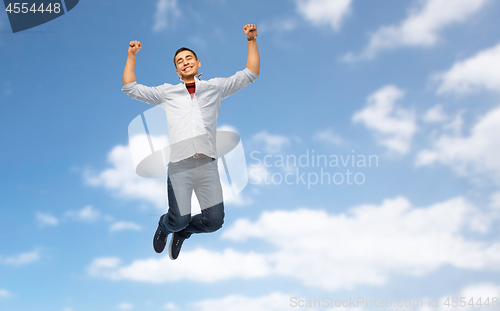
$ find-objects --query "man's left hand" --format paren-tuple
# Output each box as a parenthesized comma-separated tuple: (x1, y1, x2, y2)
(244, 24, 257, 40)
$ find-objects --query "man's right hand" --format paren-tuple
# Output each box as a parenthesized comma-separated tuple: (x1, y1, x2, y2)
(128, 40, 142, 55)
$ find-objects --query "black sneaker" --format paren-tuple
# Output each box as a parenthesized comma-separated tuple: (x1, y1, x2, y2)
(153, 226, 169, 254)
(169, 232, 185, 260)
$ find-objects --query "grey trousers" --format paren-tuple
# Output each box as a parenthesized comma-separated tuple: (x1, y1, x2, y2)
(158, 156, 225, 239)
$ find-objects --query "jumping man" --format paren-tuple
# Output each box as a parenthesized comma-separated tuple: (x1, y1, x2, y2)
(121, 24, 260, 260)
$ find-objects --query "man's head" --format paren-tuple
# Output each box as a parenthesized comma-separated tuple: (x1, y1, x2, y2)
(174, 47, 201, 80)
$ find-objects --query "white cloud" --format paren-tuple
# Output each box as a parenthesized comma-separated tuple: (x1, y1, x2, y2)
(251, 131, 290, 154)
(153, 0, 181, 32)
(312, 128, 342, 145)
(0, 289, 12, 298)
(189, 292, 292, 311)
(109, 221, 142, 232)
(0, 249, 40, 266)
(87, 248, 270, 284)
(223, 196, 499, 290)
(296, 0, 353, 31)
(117, 302, 134, 310)
(343, 0, 490, 61)
(353, 85, 416, 154)
(66, 205, 101, 222)
(84, 144, 167, 210)
(434, 42, 500, 94)
(88, 196, 500, 290)
(423, 104, 448, 123)
(36, 212, 59, 227)
(416, 106, 500, 181)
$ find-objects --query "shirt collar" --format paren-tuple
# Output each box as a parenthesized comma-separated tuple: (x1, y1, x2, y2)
(179, 73, 203, 84)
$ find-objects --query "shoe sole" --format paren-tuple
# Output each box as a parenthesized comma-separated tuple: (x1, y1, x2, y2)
(168, 232, 175, 260)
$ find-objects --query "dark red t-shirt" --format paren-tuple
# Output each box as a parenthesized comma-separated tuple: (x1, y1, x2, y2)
(186, 82, 195, 99)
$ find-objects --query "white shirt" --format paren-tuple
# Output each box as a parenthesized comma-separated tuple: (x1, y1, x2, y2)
(122, 68, 258, 162)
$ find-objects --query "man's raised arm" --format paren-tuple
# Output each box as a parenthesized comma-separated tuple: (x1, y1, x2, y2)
(123, 40, 142, 86)
(121, 41, 164, 106)
(244, 24, 260, 75)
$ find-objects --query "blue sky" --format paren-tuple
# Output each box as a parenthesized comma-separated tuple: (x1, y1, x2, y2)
(2, 0, 500, 310)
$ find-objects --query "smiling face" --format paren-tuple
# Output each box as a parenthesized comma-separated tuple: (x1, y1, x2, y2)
(174, 50, 201, 81)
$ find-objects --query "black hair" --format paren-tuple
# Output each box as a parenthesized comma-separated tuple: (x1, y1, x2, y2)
(173, 47, 198, 67)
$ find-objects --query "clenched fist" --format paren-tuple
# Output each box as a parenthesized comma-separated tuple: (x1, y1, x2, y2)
(243, 24, 257, 40)
(128, 40, 142, 55)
